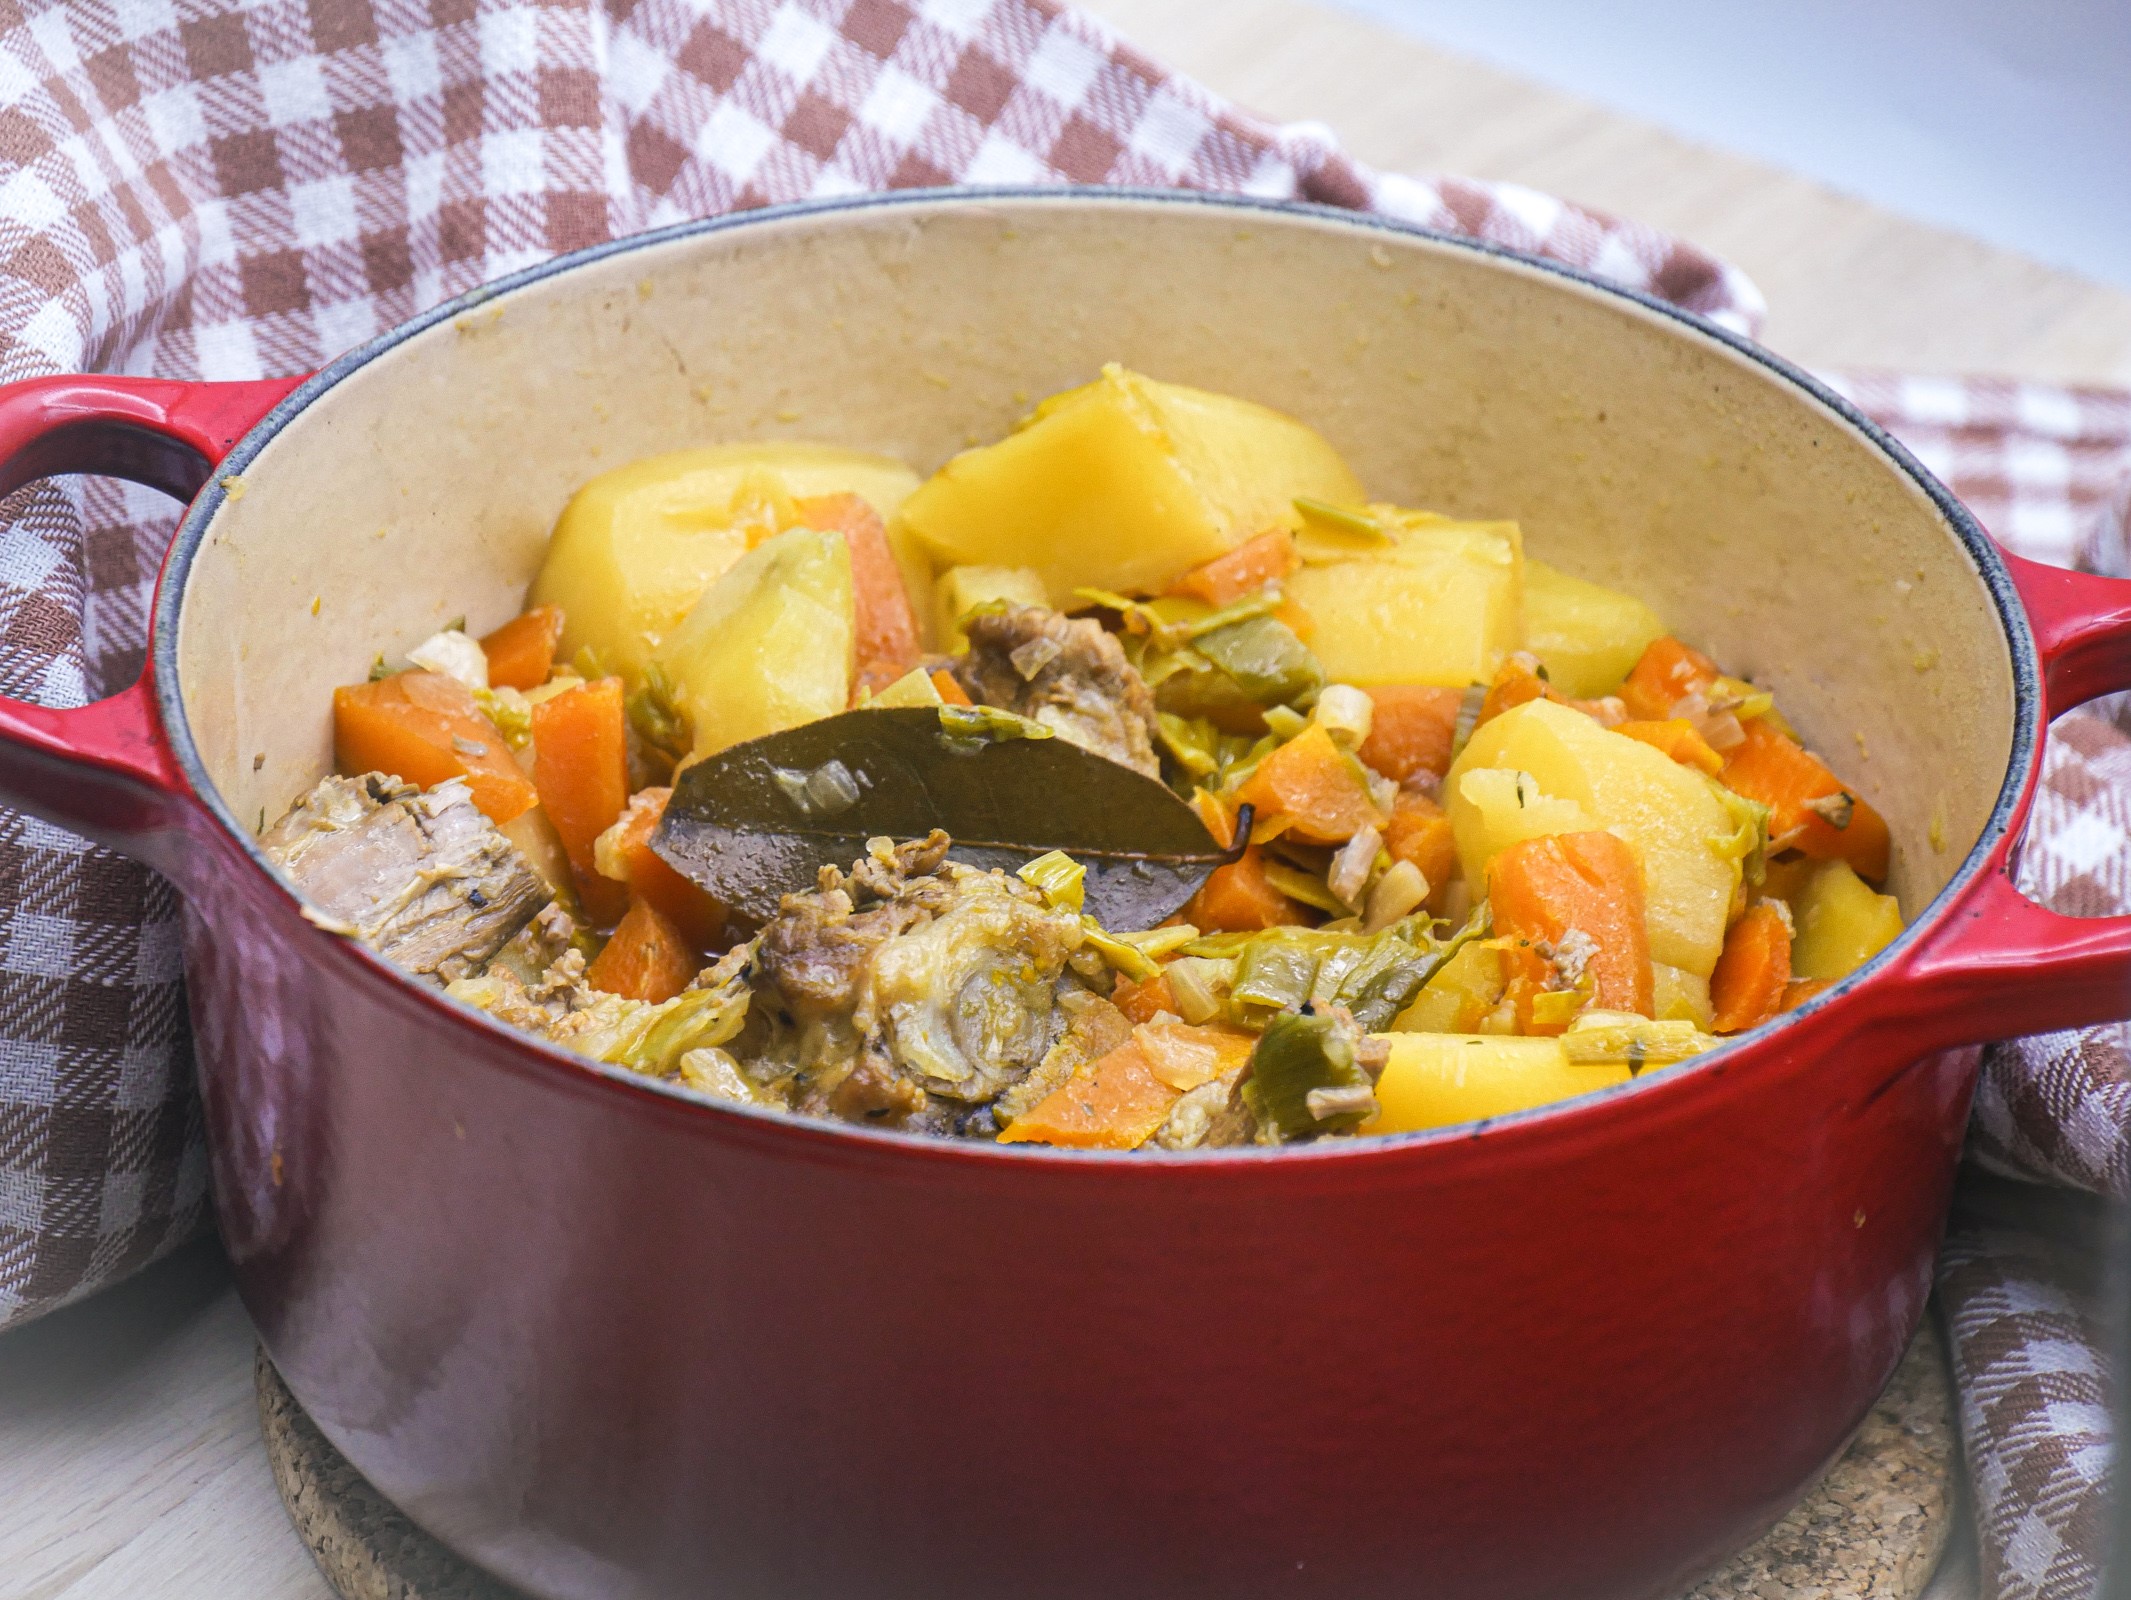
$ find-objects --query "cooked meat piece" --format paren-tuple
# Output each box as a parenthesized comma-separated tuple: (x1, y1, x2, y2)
(742, 831, 1091, 1126)
(262, 773, 549, 983)
(486, 901, 576, 985)
(952, 606, 1161, 778)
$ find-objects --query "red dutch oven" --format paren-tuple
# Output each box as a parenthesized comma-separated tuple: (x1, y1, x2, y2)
(0, 191, 2126, 1600)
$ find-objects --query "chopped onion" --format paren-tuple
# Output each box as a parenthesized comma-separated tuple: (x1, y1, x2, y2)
(1327, 824, 1383, 908)
(1163, 956, 1230, 1025)
(1312, 683, 1374, 748)
(1362, 859, 1427, 931)
(408, 627, 489, 690)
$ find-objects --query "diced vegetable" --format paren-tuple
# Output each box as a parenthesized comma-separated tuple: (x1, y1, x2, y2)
(1357, 685, 1465, 782)
(1789, 860, 1903, 982)
(1382, 791, 1457, 897)
(1188, 615, 1322, 708)
(794, 492, 921, 697)
(930, 667, 973, 706)
(1783, 977, 1834, 1011)
(1284, 508, 1523, 686)
(1615, 718, 1724, 777)
(1476, 653, 1626, 731)
(1135, 1019, 1256, 1091)
(1447, 767, 1599, 864)
(995, 1034, 1180, 1149)
(592, 786, 726, 949)
(585, 896, 698, 1003)
(1523, 560, 1668, 698)
(1487, 830, 1652, 1016)
(1167, 528, 1298, 606)
(1720, 719, 1891, 882)
(1450, 699, 1739, 976)
(1235, 725, 1388, 845)
(479, 604, 565, 691)
(1709, 901, 1792, 1033)
(1621, 636, 1720, 722)
(500, 805, 574, 894)
(1650, 963, 1715, 1029)
(1559, 1010, 1716, 1067)
(1185, 847, 1310, 932)
(1248, 1009, 1374, 1137)
(655, 526, 854, 760)
(1112, 970, 1177, 1024)
(531, 442, 916, 684)
(530, 678, 632, 925)
(934, 564, 1049, 653)
(1363, 1033, 1628, 1134)
(865, 667, 945, 709)
(895, 364, 1364, 604)
(332, 671, 538, 825)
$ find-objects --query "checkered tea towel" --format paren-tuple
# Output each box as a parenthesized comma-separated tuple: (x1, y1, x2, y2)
(0, 4, 2122, 1597)
(1826, 372, 2131, 1600)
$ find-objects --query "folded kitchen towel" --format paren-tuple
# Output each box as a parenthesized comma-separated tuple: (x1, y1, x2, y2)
(0, 4, 2121, 1597)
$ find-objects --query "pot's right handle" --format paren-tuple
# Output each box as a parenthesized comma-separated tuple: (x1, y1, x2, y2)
(1885, 548, 2131, 1046)
(0, 374, 301, 871)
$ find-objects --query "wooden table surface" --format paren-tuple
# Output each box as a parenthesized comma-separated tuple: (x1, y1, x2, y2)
(3, 1, 2112, 1593)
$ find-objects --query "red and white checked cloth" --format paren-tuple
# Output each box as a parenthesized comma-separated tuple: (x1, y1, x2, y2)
(0, 2, 2121, 1596)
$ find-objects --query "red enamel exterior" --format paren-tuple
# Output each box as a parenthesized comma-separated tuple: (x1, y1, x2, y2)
(0, 223, 2126, 1599)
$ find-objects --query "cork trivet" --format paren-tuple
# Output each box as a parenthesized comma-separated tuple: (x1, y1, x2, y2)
(259, 1323, 1957, 1600)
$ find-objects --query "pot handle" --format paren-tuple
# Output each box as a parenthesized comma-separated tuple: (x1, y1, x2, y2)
(1886, 548, 2131, 1045)
(0, 374, 302, 868)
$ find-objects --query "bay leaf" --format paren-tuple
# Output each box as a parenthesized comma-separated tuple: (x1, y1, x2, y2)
(653, 706, 1236, 926)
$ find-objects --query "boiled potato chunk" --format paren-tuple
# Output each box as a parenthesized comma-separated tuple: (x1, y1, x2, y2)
(1285, 510, 1523, 686)
(1650, 963, 1714, 1029)
(1447, 768, 1596, 859)
(935, 564, 1048, 652)
(1524, 560, 1667, 698)
(1789, 860, 1904, 981)
(532, 442, 918, 684)
(655, 527, 853, 760)
(1362, 1033, 1629, 1134)
(1449, 699, 1739, 975)
(891, 364, 1363, 604)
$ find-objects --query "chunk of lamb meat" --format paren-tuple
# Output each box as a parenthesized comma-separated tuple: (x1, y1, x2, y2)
(741, 830, 1107, 1131)
(262, 773, 549, 983)
(952, 606, 1161, 778)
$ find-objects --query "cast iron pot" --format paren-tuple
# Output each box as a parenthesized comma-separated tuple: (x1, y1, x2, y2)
(0, 191, 2126, 1600)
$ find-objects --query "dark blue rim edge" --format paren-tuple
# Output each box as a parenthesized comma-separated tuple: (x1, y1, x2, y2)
(145, 184, 2039, 1168)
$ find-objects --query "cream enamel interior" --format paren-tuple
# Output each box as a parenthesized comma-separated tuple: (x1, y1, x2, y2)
(174, 195, 2014, 919)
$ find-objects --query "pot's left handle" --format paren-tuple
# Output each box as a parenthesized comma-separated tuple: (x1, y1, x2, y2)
(1886, 548, 2131, 1046)
(0, 374, 302, 874)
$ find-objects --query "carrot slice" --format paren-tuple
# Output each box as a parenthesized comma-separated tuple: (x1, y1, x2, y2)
(585, 896, 698, 1003)
(1186, 847, 1310, 932)
(930, 667, 973, 706)
(1478, 655, 1553, 726)
(795, 492, 921, 697)
(1710, 902, 1792, 1034)
(1781, 977, 1833, 1012)
(531, 678, 632, 925)
(1720, 719, 1891, 882)
(1487, 830, 1652, 1017)
(1166, 529, 1298, 606)
(1383, 790, 1457, 894)
(333, 671, 537, 825)
(996, 1036, 1179, 1149)
(1112, 970, 1177, 1024)
(1234, 725, 1386, 845)
(1189, 787, 1237, 848)
(1358, 685, 1464, 783)
(595, 786, 726, 949)
(1615, 718, 1725, 777)
(1621, 637, 1720, 722)
(479, 604, 564, 691)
